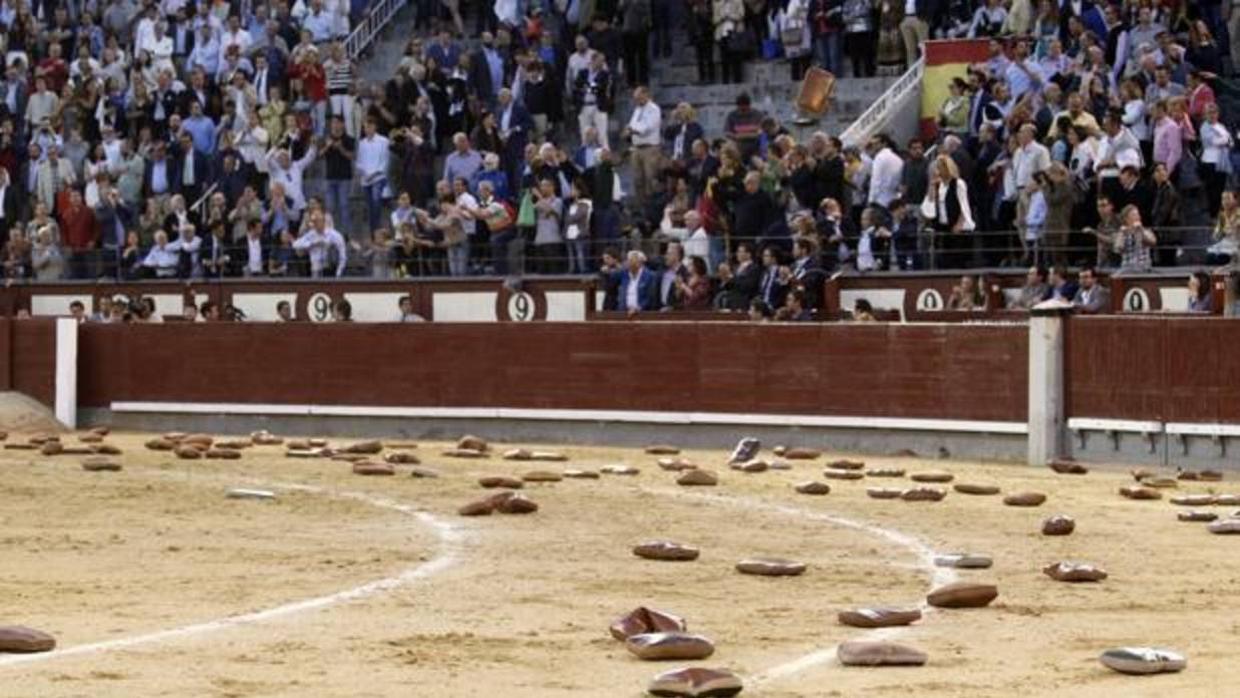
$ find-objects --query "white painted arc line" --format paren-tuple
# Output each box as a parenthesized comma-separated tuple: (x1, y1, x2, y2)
(0, 481, 463, 669)
(642, 487, 958, 686)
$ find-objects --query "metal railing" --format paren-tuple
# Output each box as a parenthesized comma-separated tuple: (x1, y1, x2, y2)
(840, 56, 924, 148)
(345, 0, 408, 60)
(9, 228, 1232, 285)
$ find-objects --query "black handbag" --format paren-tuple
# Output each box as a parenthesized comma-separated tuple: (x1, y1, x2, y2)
(726, 28, 757, 57)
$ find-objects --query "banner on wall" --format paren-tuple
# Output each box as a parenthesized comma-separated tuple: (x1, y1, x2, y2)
(920, 39, 992, 141)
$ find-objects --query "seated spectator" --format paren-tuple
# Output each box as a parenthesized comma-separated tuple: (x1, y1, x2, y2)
(1207, 191, 1240, 266)
(398, 295, 426, 322)
(1072, 266, 1110, 314)
(716, 243, 760, 311)
(675, 256, 713, 310)
(1011, 266, 1050, 310)
(30, 227, 64, 281)
(780, 288, 813, 322)
(1187, 271, 1213, 313)
(947, 274, 985, 311)
(1044, 265, 1078, 302)
(852, 298, 877, 322)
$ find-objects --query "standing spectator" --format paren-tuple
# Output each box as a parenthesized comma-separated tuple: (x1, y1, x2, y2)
(564, 179, 592, 274)
(921, 155, 975, 269)
(355, 118, 390, 235)
(574, 50, 613, 150)
(324, 42, 357, 138)
(30, 226, 64, 281)
(619, 0, 651, 89)
(842, 0, 875, 77)
(293, 209, 348, 278)
(724, 94, 764, 163)
(443, 133, 483, 187)
(59, 189, 97, 279)
(899, 0, 932, 67)
(531, 178, 563, 274)
(624, 87, 662, 213)
(322, 116, 356, 238)
(1199, 103, 1232, 219)
(688, 0, 717, 83)
(617, 249, 657, 313)
(714, 0, 747, 85)
(809, 0, 843, 77)
(866, 134, 903, 209)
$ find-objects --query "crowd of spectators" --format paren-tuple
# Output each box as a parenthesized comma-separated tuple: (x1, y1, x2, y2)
(1, 0, 1238, 322)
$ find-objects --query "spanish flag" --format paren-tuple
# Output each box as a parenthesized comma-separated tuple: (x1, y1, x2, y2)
(920, 39, 992, 140)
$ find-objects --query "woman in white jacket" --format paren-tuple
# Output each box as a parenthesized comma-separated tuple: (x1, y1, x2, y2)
(921, 155, 975, 269)
(1199, 102, 1233, 218)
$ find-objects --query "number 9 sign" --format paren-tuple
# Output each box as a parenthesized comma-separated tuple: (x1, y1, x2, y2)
(495, 287, 546, 322)
(308, 292, 334, 322)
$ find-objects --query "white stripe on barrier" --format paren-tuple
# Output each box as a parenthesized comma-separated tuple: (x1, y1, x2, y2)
(109, 401, 1029, 434)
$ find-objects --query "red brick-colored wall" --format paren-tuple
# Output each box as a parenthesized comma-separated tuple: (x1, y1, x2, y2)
(75, 322, 1030, 422)
(9, 319, 56, 407)
(1066, 316, 1240, 423)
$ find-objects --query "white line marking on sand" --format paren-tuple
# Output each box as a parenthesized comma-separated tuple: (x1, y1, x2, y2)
(644, 487, 958, 686)
(0, 480, 463, 669)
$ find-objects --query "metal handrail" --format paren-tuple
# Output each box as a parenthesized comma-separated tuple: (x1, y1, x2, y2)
(840, 56, 924, 148)
(346, 0, 407, 60)
(189, 182, 219, 215)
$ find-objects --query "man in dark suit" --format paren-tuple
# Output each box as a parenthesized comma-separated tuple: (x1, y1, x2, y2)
(719, 243, 761, 310)
(791, 236, 825, 308)
(172, 132, 213, 206)
(0, 64, 27, 135)
(143, 141, 176, 201)
(496, 87, 532, 192)
(757, 246, 789, 311)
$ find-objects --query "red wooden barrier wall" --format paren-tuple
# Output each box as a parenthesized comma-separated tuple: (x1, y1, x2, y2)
(1066, 317, 1240, 423)
(75, 322, 1029, 422)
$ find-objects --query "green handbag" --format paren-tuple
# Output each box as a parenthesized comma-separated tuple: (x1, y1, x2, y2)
(517, 191, 537, 227)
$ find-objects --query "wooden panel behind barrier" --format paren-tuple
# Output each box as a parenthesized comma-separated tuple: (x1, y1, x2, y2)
(1066, 316, 1240, 424)
(76, 322, 1030, 422)
(11, 319, 56, 408)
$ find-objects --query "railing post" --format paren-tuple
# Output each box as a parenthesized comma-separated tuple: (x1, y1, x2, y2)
(1027, 304, 1073, 466)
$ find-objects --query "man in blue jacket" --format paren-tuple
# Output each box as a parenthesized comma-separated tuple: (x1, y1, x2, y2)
(617, 250, 657, 313)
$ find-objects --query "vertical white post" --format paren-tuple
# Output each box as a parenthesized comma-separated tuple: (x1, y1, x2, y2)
(1027, 306, 1071, 465)
(54, 318, 77, 429)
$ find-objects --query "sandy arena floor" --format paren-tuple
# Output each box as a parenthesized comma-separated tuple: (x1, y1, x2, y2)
(1, 432, 1238, 697)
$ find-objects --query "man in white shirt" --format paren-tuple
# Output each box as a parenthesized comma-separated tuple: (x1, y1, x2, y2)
(219, 15, 252, 64)
(293, 209, 348, 277)
(866, 134, 904, 208)
(265, 140, 319, 216)
(143, 230, 181, 278)
(1012, 123, 1050, 191)
(623, 86, 662, 211)
(566, 35, 591, 97)
(355, 118, 390, 235)
(243, 220, 267, 276)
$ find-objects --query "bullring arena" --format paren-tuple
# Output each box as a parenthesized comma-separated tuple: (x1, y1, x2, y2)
(2, 307, 1240, 697)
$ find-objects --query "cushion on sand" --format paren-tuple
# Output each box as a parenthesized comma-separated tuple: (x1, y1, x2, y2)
(521, 470, 563, 482)
(782, 447, 822, 460)
(658, 458, 698, 471)
(1048, 459, 1089, 475)
(353, 462, 395, 476)
(1207, 518, 1240, 534)
(1003, 491, 1047, 507)
(909, 471, 954, 483)
(1099, 647, 1186, 675)
(954, 483, 1001, 495)
(0, 625, 56, 653)
(1169, 494, 1216, 506)
(901, 487, 947, 502)
(822, 469, 865, 480)
(81, 457, 121, 472)
(727, 437, 761, 464)
(633, 541, 701, 561)
(1177, 511, 1218, 522)
(866, 468, 906, 478)
(837, 608, 922, 629)
(647, 667, 743, 698)
(625, 632, 715, 661)
(1041, 515, 1075, 535)
(1043, 561, 1108, 582)
(926, 582, 999, 608)
(478, 476, 524, 489)
(837, 640, 928, 666)
(735, 558, 806, 576)
(644, 445, 681, 455)
(794, 481, 831, 495)
(826, 459, 865, 471)
(1119, 486, 1162, 500)
(457, 435, 489, 452)
(933, 553, 993, 569)
(495, 494, 539, 514)
(609, 607, 687, 641)
(676, 470, 718, 486)
(866, 487, 903, 500)
(601, 465, 640, 476)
